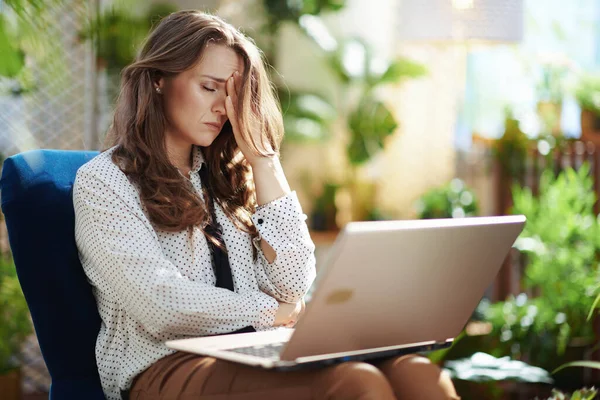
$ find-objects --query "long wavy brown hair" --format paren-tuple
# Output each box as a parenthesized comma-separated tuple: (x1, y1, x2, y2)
(105, 11, 284, 245)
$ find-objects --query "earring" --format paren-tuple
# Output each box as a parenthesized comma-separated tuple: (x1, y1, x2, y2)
(155, 87, 162, 94)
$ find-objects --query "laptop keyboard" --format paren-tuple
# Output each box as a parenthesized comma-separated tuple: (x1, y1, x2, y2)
(226, 342, 286, 359)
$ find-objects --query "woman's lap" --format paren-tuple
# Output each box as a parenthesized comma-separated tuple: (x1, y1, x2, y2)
(129, 351, 459, 400)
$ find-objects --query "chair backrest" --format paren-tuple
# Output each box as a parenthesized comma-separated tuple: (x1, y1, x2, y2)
(0, 149, 105, 400)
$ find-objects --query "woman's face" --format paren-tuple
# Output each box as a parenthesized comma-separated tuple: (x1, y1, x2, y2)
(157, 43, 244, 149)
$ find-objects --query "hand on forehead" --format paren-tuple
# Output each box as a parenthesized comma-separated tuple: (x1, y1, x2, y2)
(197, 44, 245, 84)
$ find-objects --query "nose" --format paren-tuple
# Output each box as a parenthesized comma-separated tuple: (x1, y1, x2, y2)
(211, 92, 227, 116)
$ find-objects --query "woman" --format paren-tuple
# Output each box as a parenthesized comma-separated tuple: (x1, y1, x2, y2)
(73, 10, 459, 400)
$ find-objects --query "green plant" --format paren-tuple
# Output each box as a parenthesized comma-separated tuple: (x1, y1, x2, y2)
(0, 254, 32, 374)
(80, 3, 177, 76)
(484, 165, 600, 371)
(255, 1, 347, 144)
(540, 388, 597, 400)
(310, 182, 339, 231)
(323, 37, 427, 165)
(492, 108, 530, 178)
(0, 0, 66, 95)
(414, 179, 478, 219)
(573, 73, 600, 116)
(257, 3, 427, 221)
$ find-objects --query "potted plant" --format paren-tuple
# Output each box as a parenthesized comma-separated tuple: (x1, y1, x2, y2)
(0, 253, 33, 400)
(573, 72, 600, 144)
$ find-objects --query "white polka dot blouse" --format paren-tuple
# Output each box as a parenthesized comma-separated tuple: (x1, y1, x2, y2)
(73, 146, 317, 400)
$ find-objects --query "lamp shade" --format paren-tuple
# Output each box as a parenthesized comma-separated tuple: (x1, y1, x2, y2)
(398, 0, 524, 43)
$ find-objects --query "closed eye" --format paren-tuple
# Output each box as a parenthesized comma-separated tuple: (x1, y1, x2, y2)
(203, 86, 216, 92)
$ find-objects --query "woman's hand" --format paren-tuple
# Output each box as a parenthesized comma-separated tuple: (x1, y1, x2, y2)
(225, 71, 274, 167)
(273, 299, 306, 328)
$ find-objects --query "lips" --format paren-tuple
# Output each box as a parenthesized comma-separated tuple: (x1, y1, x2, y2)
(204, 122, 221, 130)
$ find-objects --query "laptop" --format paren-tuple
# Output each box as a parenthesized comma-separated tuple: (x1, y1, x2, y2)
(166, 215, 526, 370)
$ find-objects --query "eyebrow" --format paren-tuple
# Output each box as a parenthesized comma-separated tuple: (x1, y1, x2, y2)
(200, 74, 228, 83)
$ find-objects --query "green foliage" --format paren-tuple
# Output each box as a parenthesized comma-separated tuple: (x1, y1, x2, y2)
(347, 95, 397, 164)
(0, 0, 66, 94)
(0, 255, 32, 375)
(279, 91, 337, 142)
(414, 179, 479, 219)
(311, 182, 339, 231)
(484, 165, 600, 369)
(278, 15, 427, 163)
(553, 361, 600, 375)
(374, 57, 428, 86)
(492, 109, 530, 178)
(326, 38, 427, 165)
(80, 3, 178, 75)
(0, 17, 25, 79)
(573, 73, 600, 116)
(263, 0, 345, 25)
(541, 388, 597, 400)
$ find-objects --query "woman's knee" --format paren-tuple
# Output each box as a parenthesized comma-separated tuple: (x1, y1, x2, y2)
(316, 361, 396, 400)
(378, 355, 460, 400)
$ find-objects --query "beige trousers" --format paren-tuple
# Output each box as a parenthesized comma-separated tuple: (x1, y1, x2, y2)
(128, 351, 460, 400)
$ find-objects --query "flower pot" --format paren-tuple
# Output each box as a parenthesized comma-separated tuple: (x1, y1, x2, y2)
(0, 368, 21, 400)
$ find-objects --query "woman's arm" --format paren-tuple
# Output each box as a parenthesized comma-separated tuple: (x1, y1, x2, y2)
(74, 167, 279, 337)
(249, 159, 317, 303)
(251, 156, 290, 262)
(224, 72, 316, 303)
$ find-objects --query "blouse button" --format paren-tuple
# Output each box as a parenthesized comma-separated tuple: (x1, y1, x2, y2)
(257, 218, 264, 225)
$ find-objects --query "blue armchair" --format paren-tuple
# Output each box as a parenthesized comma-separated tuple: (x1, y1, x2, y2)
(0, 150, 104, 399)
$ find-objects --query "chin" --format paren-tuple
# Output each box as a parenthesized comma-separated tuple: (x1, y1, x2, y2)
(194, 132, 220, 147)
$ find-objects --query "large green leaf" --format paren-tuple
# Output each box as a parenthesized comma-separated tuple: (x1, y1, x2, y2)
(325, 39, 427, 89)
(0, 17, 25, 78)
(347, 96, 398, 165)
(283, 116, 330, 142)
(552, 361, 600, 375)
(372, 57, 428, 86)
(280, 91, 336, 121)
(444, 352, 554, 384)
(280, 90, 336, 142)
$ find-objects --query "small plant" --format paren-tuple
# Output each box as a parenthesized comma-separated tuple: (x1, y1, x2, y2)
(0, 254, 32, 374)
(414, 178, 478, 219)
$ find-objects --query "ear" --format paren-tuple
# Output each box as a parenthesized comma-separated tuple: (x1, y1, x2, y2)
(151, 69, 165, 91)
(154, 76, 164, 91)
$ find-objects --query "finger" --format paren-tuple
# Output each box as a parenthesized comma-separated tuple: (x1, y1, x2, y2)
(227, 75, 238, 105)
(234, 71, 243, 93)
(225, 95, 240, 135)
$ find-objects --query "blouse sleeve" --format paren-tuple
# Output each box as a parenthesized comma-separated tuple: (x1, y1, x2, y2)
(251, 192, 317, 303)
(73, 167, 279, 337)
